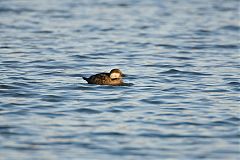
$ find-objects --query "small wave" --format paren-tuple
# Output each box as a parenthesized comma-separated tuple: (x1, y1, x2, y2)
(4, 146, 41, 151)
(107, 105, 135, 113)
(155, 44, 179, 49)
(160, 69, 211, 76)
(35, 64, 72, 69)
(67, 73, 85, 77)
(71, 55, 90, 59)
(195, 29, 214, 36)
(72, 86, 97, 91)
(141, 99, 168, 105)
(0, 7, 34, 14)
(138, 133, 212, 138)
(220, 25, 240, 31)
(214, 44, 239, 49)
(65, 108, 102, 114)
(121, 83, 134, 86)
(227, 117, 240, 121)
(36, 112, 66, 118)
(32, 30, 53, 34)
(0, 84, 19, 89)
(227, 82, 240, 86)
(0, 46, 12, 49)
(202, 89, 229, 93)
(90, 131, 126, 136)
(169, 56, 194, 60)
(41, 95, 64, 102)
(0, 125, 17, 130)
(210, 120, 238, 126)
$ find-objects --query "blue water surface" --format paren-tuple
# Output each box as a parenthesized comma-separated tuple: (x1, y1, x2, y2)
(0, 0, 239, 160)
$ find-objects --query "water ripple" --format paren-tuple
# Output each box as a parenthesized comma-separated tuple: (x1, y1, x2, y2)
(160, 69, 211, 76)
(63, 108, 102, 114)
(0, 0, 239, 159)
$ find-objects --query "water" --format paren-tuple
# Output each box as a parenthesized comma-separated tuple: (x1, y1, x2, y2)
(0, 0, 239, 159)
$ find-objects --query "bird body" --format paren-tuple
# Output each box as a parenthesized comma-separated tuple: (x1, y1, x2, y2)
(83, 69, 124, 85)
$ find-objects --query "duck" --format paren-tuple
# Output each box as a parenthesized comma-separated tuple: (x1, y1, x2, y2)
(82, 69, 125, 85)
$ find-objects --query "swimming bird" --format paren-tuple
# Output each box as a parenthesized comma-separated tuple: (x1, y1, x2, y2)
(82, 69, 125, 85)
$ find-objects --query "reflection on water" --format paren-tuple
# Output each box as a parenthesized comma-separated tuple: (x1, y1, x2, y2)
(0, 0, 239, 159)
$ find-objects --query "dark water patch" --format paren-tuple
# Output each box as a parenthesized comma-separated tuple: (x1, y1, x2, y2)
(41, 95, 64, 102)
(169, 56, 194, 60)
(90, 131, 126, 137)
(141, 99, 169, 105)
(89, 52, 113, 58)
(71, 54, 90, 59)
(195, 29, 214, 36)
(136, 25, 152, 30)
(0, 125, 32, 136)
(115, 41, 129, 45)
(64, 108, 102, 114)
(0, 109, 30, 116)
(48, 134, 78, 139)
(44, 9, 68, 14)
(67, 73, 85, 77)
(159, 122, 204, 126)
(71, 85, 97, 91)
(213, 5, 237, 12)
(227, 82, 240, 86)
(160, 69, 211, 76)
(50, 14, 73, 19)
(32, 30, 53, 34)
(0, 125, 17, 130)
(9, 77, 32, 81)
(220, 25, 240, 31)
(0, 7, 34, 14)
(100, 27, 116, 32)
(226, 117, 240, 122)
(35, 64, 72, 70)
(116, 3, 130, 7)
(0, 84, 20, 89)
(157, 95, 188, 99)
(2, 60, 21, 64)
(155, 44, 180, 49)
(24, 141, 95, 149)
(184, 44, 211, 50)
(202, 89, 230, 93)
(36, 112, 66, 118)
(160, 107, 187, 111)
(5, 91, 37, 98)
(223, 77, 240, 81)
(162, 87, 180, 92)
(26, 59, 55, 64)
(11, 82, 32, 88)
(37, 71, 64, 76)
(121, 83, 134, 86)
(155, 113, 192, 118)
(131, 42, 152, 47)
(4, 145, 41, 151)
(210, 120, 238, 126)
(106, 108, 123, 113)
(109, 50, 125, 54)
(138, 133, 236, 139)
(107, 148, 150, 157)
(142, 64, 176, 68)
(0, 45, 12, 49)
(107, 105, 135, 113)
(214, 44, 239, 49)
(30, 105, 57, 109)
(102, 98, 123, 102)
